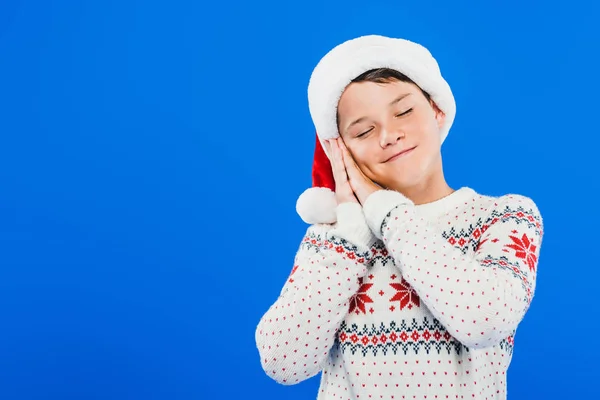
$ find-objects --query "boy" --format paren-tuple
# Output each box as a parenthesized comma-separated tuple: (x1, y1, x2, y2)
(256, 34, 543, 400)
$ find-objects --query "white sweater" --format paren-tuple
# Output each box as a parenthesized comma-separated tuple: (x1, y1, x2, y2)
(255, 187, 543, 400)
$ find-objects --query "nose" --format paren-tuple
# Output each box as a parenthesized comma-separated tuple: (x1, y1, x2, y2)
(379, 126, 405, 148)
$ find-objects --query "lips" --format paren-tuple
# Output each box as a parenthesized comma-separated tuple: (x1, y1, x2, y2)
(384, 146, 416, 163)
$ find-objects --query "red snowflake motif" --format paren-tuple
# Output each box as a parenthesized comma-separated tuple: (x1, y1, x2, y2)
(288, 265, 299, 283)
(475, 238, 488, 252)
(504, 233, 538, 272)
(389, 278, 420, 310)
(349, 277, 374, 315)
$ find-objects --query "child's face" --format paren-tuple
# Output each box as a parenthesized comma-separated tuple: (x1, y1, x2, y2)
(336, 79, 446, 191)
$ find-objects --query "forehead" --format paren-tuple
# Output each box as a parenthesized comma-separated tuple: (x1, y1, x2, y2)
(337, 79, 418, 116)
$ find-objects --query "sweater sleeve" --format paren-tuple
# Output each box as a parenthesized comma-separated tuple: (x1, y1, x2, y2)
(255, 202, 377, 385)
(362, 190, 544, 350)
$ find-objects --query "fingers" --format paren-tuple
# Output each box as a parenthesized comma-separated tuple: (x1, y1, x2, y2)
(338, 139, 360, 186)
(327, 139, 348, 185)
(337, 139, 352, 170)
(326, 138, 357, 204)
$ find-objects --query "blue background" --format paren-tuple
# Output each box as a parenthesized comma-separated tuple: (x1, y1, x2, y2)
(1, 0, 598, 399)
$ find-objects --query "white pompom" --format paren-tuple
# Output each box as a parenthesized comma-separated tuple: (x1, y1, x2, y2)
(295, 187, 338, 224)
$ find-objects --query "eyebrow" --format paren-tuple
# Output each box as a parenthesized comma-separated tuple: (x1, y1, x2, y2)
(389, 92, 411, 107)
(344, 92, 412, 135)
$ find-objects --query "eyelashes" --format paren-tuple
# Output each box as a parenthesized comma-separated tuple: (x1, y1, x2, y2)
(395, 108, 413, 118)
(356, 108, 413, 138)
(356, 128, 372, 138)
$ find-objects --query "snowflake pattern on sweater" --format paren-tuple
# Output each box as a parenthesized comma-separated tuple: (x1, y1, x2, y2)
(255, 187, 543, 400)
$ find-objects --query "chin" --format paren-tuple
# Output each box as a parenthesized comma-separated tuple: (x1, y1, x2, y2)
(385, 174, 424, 191)
(374, 164, 424, 189)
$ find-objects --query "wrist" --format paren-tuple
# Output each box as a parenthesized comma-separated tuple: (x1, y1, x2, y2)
(363, 190, 413, 240)
(331, 202, 377, 250)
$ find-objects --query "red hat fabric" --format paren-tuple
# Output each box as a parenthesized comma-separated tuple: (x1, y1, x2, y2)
(295, 133, 337, 224)
(312, 132, 335, 191)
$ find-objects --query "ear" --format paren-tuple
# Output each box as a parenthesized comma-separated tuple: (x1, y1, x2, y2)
(430, 100, 446, 129)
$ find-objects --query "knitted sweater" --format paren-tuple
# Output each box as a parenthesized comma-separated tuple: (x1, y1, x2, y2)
(255, 187, 543, 400)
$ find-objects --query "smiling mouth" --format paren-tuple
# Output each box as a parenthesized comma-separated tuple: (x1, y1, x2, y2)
(384, 146, 416, 162)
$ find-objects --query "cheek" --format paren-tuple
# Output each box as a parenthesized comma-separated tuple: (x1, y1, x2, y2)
(410, 112, 434, 134)
(349, 145, 380, 175)
(349, 145, 372, 165)
(411, 113, 441, 147)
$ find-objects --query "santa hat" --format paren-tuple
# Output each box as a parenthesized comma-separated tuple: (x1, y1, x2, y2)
(295, 34, 457, 225)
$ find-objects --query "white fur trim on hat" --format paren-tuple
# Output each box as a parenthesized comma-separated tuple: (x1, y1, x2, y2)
(296, 187, 337, 225)
(307, 34, 456, 144)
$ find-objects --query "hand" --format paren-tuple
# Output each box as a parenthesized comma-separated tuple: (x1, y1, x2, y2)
(337, 138, 382, 205)
(324, 138, 359, 205)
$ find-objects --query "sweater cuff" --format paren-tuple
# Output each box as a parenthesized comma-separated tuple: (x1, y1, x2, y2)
(331, 202, 377, 250)
(363, 190, 413, 240)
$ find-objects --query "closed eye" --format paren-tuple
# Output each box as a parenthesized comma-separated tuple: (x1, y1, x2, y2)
(395, 108, 413, 117)
(356, 109, 412, 137)
(356, 127, 373, 138)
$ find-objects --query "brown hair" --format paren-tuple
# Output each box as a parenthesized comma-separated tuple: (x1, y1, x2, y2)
(351, 68, 432, 102)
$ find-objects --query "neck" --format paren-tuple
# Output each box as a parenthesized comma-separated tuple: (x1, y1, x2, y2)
(392, 170, 454, 206)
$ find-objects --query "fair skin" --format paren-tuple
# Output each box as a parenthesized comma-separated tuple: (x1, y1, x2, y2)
(324, 79, 454, 206)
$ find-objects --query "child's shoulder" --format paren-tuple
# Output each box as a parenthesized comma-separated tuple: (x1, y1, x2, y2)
(471, 188, 543, 223)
